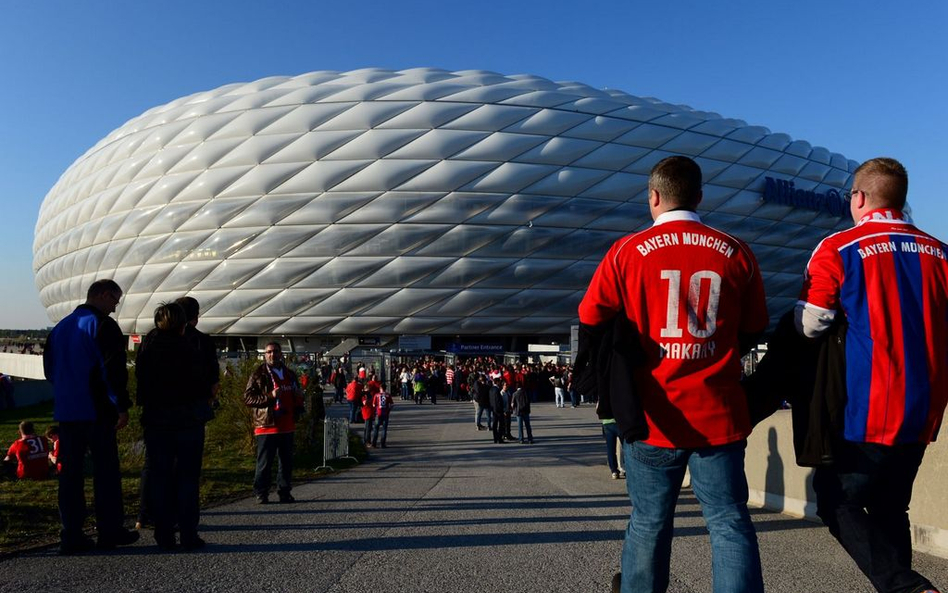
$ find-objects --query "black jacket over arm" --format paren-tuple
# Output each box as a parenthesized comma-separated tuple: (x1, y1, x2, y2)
(573, 313, 648, 443)
(742, 309, 847, 467)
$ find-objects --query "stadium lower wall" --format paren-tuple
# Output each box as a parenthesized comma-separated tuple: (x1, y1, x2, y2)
(745, 411, 948, 560)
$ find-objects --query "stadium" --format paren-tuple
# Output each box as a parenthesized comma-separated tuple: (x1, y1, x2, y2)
(33, 68, 854, 352)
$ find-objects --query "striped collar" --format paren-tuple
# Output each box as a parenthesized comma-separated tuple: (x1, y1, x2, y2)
(857, 209, 911, 226)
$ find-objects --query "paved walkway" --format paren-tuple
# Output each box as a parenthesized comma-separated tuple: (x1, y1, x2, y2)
(2, 400, 947, 593)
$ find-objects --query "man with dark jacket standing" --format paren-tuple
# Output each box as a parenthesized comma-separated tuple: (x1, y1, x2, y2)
(244, 342, 303, 504)
(44, 279, 139, 554)
(136, 302, 208, 550)
(579, 157, 768, 593)
(796, 158, 946, 593)
(489, 378, 506, 444)
(175, 296, 220, 409)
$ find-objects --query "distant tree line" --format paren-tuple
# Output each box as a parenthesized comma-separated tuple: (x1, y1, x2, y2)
(0, 329, 50, 340)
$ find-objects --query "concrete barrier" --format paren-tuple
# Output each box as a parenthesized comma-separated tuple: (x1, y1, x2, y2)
(0, 353, 46, 380)
(746, 410, 948, 559)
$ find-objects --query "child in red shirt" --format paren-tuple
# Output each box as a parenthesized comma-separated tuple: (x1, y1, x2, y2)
(4, 421, 50, 480)
(46, 425, 61, 474)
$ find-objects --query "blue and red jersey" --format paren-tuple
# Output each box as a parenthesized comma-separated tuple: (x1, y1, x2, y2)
(799, 209, 948, 445)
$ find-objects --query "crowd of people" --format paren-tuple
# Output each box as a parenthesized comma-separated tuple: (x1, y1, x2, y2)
(0, 341, 43, 355)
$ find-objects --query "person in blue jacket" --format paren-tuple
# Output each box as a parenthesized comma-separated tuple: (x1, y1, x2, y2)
(44, 279, 139, 555)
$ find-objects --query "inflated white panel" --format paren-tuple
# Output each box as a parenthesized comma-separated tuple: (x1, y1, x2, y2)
(35, 68, 855, 334)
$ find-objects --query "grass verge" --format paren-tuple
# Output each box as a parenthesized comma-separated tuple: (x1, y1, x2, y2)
(0, 360, 364, 554)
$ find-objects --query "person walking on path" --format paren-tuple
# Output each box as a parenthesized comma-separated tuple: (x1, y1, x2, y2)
(371, 386, 393, 448)
(43, 279, 140, 555)
(412, 367, 427, 404)
(244, 342, 304, 504)
(795, 157, 947, 593)
(511, 386, 533, 444)
(551, 372, 567, 408)
(600, 414, 625, 481)
(361, 390, 375, 447)
(473, 373, 491, 431)
(489, 378, 506, 444)
(346, 377, 361, 423)
(332, 366, 347, 404)
(579, 156, 768, 593)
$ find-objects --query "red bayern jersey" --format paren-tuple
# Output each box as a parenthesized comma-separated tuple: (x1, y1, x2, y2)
(799, 208, 948, 445)
(255, 367, 301, 435)
(7, 435, 50, 480)
(579, 210, 768, 448)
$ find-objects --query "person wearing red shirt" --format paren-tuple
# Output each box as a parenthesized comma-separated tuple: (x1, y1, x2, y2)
(796, 158, 946, 593)
(371, 387, 394, 447)
(5, 421, 50, 480)
(244, 342, 304, 504)
(345, 378, 362, 423)
(46, 425, 61, 474)
(579, 156, 767, 593)
(361, 389, 376, 446)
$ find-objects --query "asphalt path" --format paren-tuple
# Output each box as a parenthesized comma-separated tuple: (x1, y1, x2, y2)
(2, 399, 947, 593)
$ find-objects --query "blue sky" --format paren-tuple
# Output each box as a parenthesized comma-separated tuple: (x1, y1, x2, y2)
(2, 0, 946, 329)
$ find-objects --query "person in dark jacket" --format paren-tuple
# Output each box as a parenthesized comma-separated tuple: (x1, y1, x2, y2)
(473, 374, 491, 430)
(244, 343, 304, 504)
(500, 381, 514, 441)
(332, 366, 348, 404)
(175, 296, 220, 410)
(43, 279, 139, 555)
(511, 387, 533, 444)
(136, 302, 208, 550)
(489, 378, 506, 444)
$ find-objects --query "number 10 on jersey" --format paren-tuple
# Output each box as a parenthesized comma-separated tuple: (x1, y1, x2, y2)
(660, 270, 722, 339)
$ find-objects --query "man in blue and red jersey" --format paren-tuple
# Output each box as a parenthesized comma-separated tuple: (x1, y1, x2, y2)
(796, 157, 946, 593)
(580, 156, 768, 593)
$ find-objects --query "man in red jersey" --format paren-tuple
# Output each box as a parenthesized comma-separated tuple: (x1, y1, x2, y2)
(4, 421, 50, 480)
(244, 342, 304, 504)
(796, 158, 945, 593)
(579, 156, 767, 593)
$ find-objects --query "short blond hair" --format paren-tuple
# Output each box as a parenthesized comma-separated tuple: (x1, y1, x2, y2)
(854, 157, 908, 209)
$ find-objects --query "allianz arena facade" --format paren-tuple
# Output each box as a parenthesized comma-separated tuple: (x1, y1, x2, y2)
(34, 68, 855, 347)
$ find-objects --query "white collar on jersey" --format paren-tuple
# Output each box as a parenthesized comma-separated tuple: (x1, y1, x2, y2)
(653, 209, 701, 226)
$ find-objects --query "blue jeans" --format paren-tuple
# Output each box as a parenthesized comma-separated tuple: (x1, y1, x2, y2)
(620, 439, 763, 593)
(517, 414, 533, 442)
(372, 415, 389, 446)
(348, 401, 359, 423)
(603, 423, 621, 473)
(475, 404, 492, 427)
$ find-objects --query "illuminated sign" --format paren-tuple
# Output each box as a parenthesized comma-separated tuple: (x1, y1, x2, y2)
(763, 177, 846, 217)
